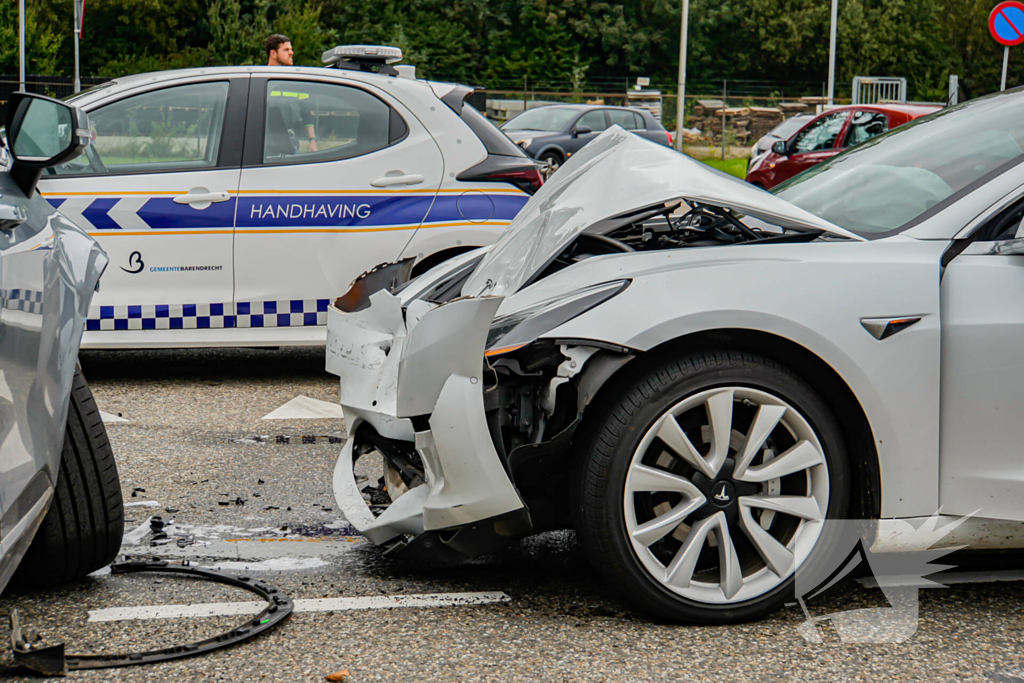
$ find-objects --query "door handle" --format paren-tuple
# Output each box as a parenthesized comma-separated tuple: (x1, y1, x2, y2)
(370, 174, 425, 188)
(173, 190, 231, 209)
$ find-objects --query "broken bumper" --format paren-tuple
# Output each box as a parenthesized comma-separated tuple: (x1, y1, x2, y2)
(327, 290, 529, 558)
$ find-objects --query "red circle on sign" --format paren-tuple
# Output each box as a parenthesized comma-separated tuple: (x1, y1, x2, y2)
(990, 1, 1024, 47)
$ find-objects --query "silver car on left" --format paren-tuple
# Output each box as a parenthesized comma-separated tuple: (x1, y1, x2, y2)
(0, 92, 121, 595)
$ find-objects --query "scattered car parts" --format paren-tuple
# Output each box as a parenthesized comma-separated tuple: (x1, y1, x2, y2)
(9, 559, 294, 676)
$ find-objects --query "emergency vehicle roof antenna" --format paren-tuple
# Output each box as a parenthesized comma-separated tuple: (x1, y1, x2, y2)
(322, 45, 403, 76)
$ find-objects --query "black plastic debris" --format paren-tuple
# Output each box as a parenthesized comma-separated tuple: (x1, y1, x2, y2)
(264, 506, 280, 511)
(252, 492, 261, 498)
(176, 536, 195, 548)
(164, 508, 179, 514)
(276, 435, 290, 444)
(257, 479, 265, 485)
(9, 559, 294, 675)
(149, 516, 165, 533)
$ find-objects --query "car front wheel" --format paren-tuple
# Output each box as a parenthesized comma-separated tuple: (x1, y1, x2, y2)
(12, 369, 124, 589)
(574, 351, 849, 623)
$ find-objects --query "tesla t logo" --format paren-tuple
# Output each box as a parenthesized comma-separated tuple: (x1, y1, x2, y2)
(713, 482, 731, 502)
(121, 251, 144, 274)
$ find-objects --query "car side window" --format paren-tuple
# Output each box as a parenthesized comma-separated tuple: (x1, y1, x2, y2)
(608, 109, 639, 130)
(51, 81, 230, 175)
(844, 111, 889, 148)
(263, 80, 393, 165)
(791, 112, 849, 154)
(577, 110, 608, 132)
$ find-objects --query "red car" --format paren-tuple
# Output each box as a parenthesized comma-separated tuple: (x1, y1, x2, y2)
(745, 104, 940, 189)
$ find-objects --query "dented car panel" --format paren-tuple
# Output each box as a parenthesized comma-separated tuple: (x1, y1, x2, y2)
(462, 127, 862, 299)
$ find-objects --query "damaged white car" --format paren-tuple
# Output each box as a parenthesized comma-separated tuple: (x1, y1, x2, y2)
(327, 88, 1024, 623)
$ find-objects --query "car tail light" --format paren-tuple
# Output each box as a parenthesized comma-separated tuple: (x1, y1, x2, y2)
(478, 167, 544, 194)
(458, 157, 544, 195)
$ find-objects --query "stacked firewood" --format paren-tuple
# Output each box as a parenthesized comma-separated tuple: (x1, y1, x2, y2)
(690, 100, 809, 144)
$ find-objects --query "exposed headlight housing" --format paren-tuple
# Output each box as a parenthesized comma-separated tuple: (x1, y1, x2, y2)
(484, 280, 630, 357)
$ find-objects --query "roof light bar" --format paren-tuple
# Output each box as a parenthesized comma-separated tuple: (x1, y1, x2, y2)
(322, 45, 403, 66)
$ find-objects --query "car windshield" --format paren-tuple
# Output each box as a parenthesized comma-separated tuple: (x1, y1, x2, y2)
(502, 108, 579, 132)
(773, 91, 1024, 235)
(770, 116, 810, 140)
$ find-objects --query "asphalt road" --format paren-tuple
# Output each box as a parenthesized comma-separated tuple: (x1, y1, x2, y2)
(2, 347, 1024, 682)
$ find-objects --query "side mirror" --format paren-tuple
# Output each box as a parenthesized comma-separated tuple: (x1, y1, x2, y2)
(573, 125, 593, 137)
(771, 139, 789, 156)
(5, 92, 91, 196)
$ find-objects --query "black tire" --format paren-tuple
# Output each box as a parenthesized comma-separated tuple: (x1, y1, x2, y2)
(572, 350, 849, 624)
(12, 369, 124, 589)
(538, 151, 563, 176)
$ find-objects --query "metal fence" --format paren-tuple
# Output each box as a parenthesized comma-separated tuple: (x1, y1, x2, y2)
(851, 77, 907, 105)
(0, 75, 111, 122)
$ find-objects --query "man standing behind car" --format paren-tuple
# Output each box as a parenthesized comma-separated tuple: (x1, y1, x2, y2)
(266, 34, 318, 153)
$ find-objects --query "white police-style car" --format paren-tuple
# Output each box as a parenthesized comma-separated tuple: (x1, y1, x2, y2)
(40, 46, 540, 349)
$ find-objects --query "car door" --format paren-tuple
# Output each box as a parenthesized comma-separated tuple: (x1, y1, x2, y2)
(939, 192, 1024, 520)
(0, 175, 57, 527)
(38, 76, 246, 341)
(232, 75, 443, 335)
(775, 111, 851, 184)
(840, 110, 890, 152)
(563, 110, 608, 156)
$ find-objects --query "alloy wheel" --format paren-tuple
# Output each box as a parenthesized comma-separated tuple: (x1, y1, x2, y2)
(623, 386, 830, 604)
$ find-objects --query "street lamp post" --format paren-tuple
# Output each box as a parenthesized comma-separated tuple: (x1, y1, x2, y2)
(827, 0, 838, 105)
(675, 0, 690, 151)
(19, 0, 26, 92)
(73, 0, 84, 93)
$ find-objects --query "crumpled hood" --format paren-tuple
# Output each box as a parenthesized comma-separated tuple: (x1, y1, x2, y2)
(463, 126, 861, 298)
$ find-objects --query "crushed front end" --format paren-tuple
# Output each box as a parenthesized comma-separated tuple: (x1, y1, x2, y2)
(326, 257, 631, 563)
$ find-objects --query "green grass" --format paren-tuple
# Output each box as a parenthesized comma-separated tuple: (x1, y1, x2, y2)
(699, 157, 748, 178)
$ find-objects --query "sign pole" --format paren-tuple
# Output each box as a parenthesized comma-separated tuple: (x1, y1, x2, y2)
(18, 0, 25, 92)
(1002, 45, 1010, 90)
(675, 0, 690, 152)
(827, 0, 839, 105)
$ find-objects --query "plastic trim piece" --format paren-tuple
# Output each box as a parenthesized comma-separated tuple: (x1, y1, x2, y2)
(9, 559, 293, 675)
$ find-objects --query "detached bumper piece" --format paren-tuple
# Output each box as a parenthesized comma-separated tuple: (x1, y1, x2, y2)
(9, 559, 293, 676)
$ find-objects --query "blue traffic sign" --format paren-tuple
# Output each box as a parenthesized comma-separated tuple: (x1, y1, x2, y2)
(990, 1, 1024, 47)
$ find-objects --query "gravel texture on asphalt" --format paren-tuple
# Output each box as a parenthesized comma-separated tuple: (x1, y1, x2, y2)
(1, 347, 1023, 682)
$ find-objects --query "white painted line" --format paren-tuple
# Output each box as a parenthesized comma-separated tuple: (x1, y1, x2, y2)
(100, 410, 129, 423)
(89, 591, 511, 623)
(261, 395, 345, 420)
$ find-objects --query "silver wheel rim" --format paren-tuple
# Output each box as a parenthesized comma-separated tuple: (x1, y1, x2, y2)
(623, 387, 829, 604)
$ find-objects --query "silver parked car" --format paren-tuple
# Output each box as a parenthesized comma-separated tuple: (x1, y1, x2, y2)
(325, 88, 1024, 623)
(0, 93, 121, 595)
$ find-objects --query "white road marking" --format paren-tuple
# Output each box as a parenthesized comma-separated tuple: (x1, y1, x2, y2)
(205, 557, 330, 572)
(100, 410, 130, 423)
(88, 592, 511, 623)
(261, 395, 345, 420)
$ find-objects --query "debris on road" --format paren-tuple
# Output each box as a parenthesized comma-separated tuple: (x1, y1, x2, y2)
(9, 559, 293, 675)
(324, 669, 350, 681)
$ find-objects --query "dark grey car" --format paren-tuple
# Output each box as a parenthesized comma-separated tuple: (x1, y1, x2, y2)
(0, 93, 121, 596)
(501, 105, 672, 173)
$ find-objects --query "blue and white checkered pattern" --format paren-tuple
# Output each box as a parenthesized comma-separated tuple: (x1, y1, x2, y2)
(86, 299, 330, 332)
(0, 288, 44, 315)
